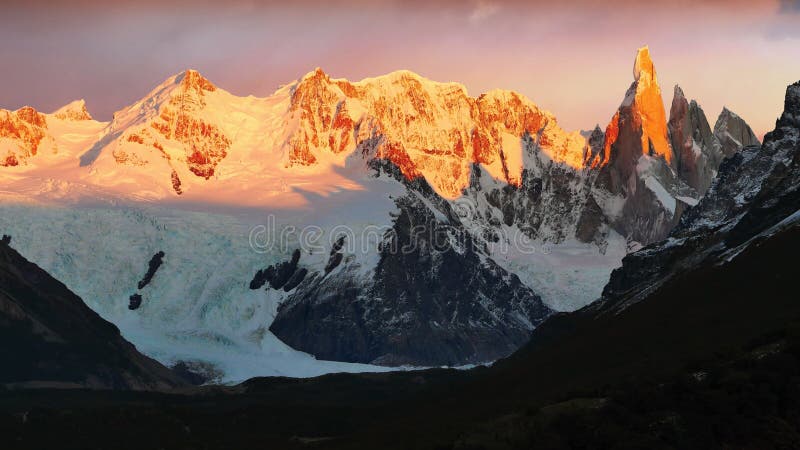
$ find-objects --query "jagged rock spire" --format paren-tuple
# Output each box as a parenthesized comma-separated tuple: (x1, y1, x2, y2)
(714, 107, 760, 157)
(631, 46, 673, 166)
(595, 47, 688, 244)
(668, 84, 723, 194)
(599, 46, 673, 173)
(633, 46, 657, 83)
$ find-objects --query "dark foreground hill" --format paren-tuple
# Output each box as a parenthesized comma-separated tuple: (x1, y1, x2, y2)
(0, 236, 184, 390)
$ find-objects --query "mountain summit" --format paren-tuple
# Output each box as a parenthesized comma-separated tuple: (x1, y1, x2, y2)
(631, 46, 673, 165)
(595, 46, 673, 169)
(53, 99, 93, 121)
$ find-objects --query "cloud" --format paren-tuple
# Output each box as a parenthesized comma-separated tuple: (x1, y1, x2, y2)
(779, 0, 800, 12)
(765, 1, 800, 39)
(469, 0, 499, 23)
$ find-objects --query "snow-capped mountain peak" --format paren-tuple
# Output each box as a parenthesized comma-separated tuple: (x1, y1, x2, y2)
(83, 69, 236, 194)
(52, 99, 93, 121)
(176, 69, 217, 93)
(0, 106, 51, 166)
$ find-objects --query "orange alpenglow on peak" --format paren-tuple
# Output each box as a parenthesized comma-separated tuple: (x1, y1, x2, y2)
(178, 69, 216, 93)
(633, 46, 656, 83)
(53, 99, 93, 121)
(0, 106, 48, 166)
(631, 46, 673, 165)
(284, 67, 590, 198)
(600, 46, 674, 168)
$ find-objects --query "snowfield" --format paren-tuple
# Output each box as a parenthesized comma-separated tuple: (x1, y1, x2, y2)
(0, 186, 624, 381)
(0, 200, 405, 383)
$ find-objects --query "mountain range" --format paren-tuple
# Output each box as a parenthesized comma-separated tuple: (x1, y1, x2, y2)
(0, 77, 797, 450)
(0, 47, 762, 372)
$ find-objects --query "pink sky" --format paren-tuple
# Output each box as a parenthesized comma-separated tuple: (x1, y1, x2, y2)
(1, 0, 799, 136)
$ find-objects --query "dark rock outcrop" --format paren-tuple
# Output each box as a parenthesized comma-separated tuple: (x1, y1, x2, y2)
(282, 268, 307, 292)
(137, 251, 165, 290)
(323, 235, 346, 277)
(249, 269, 270, 290)
(251, 249, 303, 291)
(128, 294, 143, 311)
(270, 179, 553, 366)
(170, 169, 183, 195)
(267, 249, 301, 290)
(575, 193, 608, 249)
(668, 85, 725, 194)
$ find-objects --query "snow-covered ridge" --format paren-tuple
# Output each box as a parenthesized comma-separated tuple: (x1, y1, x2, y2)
(0, 102, 107, 168)
(2, 65, 593, 204)
(1, 51, 755, 211)
(53, 99, 93, 121)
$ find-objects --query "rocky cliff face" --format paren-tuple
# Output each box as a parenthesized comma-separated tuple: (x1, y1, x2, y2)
(0, 106, 50, 166)
(666, 85, 760, 199)
(593, 47, 695, 244)
(103, 49, 759, 367)
(107, 70, 231, 181)
(0, 237, 184, 389)
(0, 49, 756, 249)
(270, 47, 742, 365)
(668, 85, 724, 194)
(714, 107, 761, 157)
(0, 101, 106, 169)
(596, 47, 674, 170)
